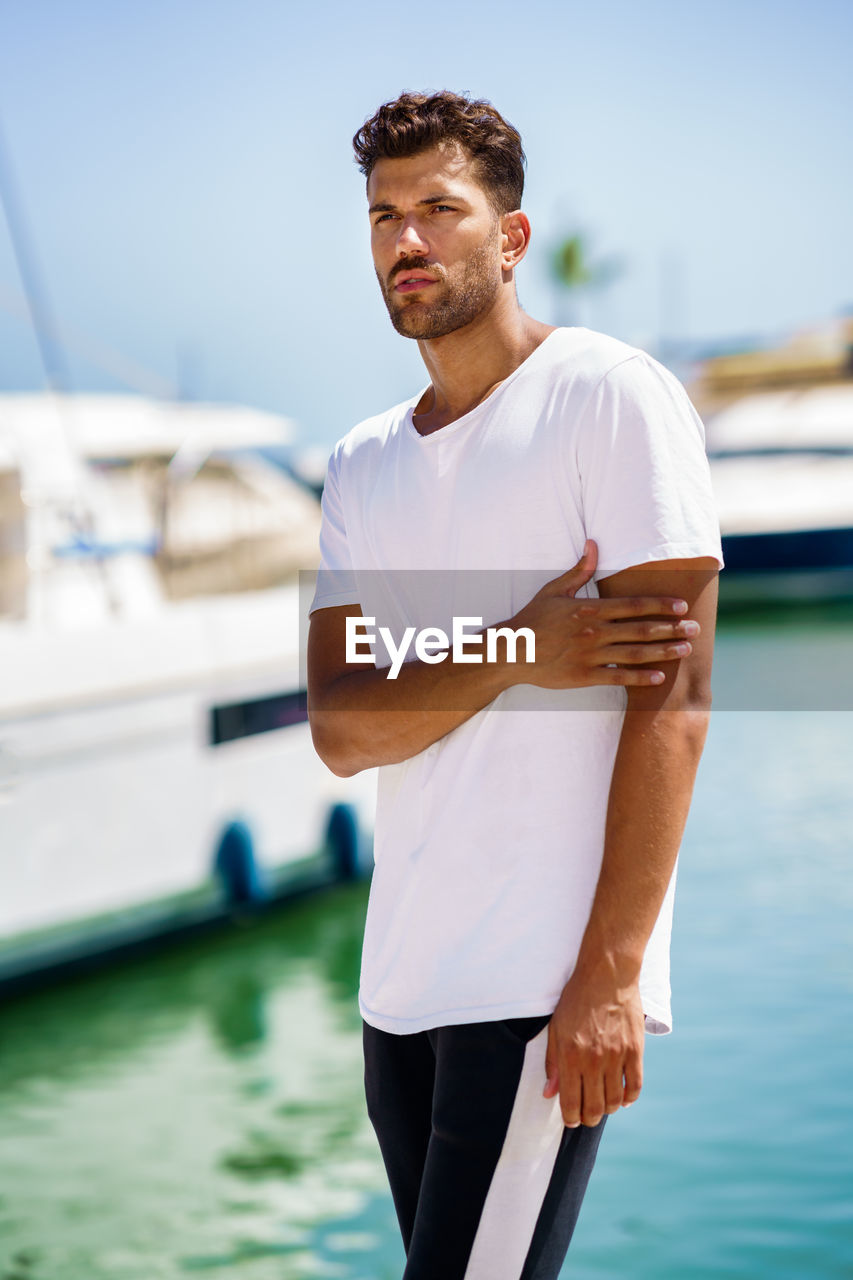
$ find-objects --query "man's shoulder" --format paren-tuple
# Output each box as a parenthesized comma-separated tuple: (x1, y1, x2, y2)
(545, 326, 652, 389)
(546, 329, 695, 420)
(327, 391, 421, 474)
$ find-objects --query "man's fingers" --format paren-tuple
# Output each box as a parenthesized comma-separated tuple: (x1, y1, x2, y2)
(580, 1071, 606, 1128)
(600, 640, 693, 665)
(543, 1032, 559, 1099)
(545, 541, 598, 597)
(623, 1052, 643, 1107)
(595, 666, 667, 687)
(559, 1058, 641, 1126)
(603, 1064, 625, 1115)
(597, 618, 700, 645)
(558, 1068, 582, 1129)
(591, 595, 690, 619)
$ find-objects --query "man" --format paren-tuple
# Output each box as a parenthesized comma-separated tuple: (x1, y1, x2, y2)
(307, 91, 722, 1279)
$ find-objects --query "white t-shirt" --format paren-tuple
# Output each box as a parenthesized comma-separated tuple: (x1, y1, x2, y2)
(310, 327, 723, 1036)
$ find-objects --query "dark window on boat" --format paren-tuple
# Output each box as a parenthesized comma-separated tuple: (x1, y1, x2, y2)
(210, 690, 308, 745)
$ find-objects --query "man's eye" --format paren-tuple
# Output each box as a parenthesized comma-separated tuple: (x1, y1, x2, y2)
(432, 205, 453, 213)
(374, 213, 397, 224)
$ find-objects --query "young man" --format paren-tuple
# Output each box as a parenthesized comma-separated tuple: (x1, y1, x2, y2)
(307, 91, 722, 1279)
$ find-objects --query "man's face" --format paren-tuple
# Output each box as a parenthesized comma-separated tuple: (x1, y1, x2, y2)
(367, 143, 504, 340)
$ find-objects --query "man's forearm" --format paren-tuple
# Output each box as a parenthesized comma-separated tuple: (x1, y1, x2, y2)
(308, 650, 512, 776)
(543, 700, 711, 1127)
(543, 557, 717, 1127)
(307, 551, 707, 778)
(572, 702, 711, 986)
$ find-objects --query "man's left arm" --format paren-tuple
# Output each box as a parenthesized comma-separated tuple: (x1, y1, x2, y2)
(543, 556, 719, 1128)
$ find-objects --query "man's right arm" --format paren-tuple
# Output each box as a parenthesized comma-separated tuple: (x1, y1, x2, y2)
(308, 600, 511, 775)
(307, 541, 701, 777)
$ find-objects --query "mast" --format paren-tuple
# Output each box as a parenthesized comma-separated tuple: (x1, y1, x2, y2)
(0, 115, 70, 392)
(0, 110, 118, 616)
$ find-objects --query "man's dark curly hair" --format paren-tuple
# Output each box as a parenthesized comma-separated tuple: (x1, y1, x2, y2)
(353, 90, 526, 215)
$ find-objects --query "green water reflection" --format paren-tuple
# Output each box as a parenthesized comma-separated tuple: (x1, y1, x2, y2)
(0, 884, 405, 1280)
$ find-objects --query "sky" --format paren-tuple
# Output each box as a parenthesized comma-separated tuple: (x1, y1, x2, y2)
(0, 0, 851, 449)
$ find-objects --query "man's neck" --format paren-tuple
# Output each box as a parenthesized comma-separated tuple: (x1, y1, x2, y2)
(412, 301, 555, 436)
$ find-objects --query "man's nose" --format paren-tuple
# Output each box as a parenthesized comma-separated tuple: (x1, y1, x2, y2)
(396, 218, 429, 257)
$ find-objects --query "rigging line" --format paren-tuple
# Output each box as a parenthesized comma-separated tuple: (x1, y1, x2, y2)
(0, 283, 178, 399)
(0, 108, 119, 614)
(0, 114, 69, 393)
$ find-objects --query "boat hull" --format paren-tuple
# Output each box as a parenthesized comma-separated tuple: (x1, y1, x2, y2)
(720, 527, 853, 605)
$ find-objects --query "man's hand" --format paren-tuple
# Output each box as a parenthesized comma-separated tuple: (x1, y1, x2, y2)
(542, 964, 645, 1128)
(308, 541, 705, 775)
(505, 542, 699, 691)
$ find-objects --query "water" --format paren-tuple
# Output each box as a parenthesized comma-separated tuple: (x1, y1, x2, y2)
(572, 710, 853, 1279)
(1, 626, 852, 1278)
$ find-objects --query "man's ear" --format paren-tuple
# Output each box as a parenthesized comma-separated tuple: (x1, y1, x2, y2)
(501, 210, 531, 270)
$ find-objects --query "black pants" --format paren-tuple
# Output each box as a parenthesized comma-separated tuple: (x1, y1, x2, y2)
(363, 1015, 606, 1280)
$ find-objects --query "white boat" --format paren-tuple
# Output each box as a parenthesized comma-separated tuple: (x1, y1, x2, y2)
(706, 383, 853, 604)
(0, 392, 375, 989)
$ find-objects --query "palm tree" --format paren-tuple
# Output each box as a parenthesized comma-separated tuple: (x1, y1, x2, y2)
(550, 232, 624, 328)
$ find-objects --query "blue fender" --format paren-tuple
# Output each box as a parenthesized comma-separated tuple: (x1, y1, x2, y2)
(325, 803, 361, 881)
(214, 820, 267, 906)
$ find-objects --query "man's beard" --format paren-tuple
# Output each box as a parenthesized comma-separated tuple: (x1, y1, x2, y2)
(377, 239, 502, 339)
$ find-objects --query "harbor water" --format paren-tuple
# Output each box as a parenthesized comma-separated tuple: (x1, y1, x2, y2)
(1, 616, 852, 1279)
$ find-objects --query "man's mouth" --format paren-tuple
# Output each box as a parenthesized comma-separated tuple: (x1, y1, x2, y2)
(389, 276, 432, 293)
(393, 274, 437, 294)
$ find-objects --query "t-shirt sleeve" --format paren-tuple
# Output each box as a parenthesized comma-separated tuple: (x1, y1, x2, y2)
(309, 446, 362, 613)
(576, 353, 724, 579)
